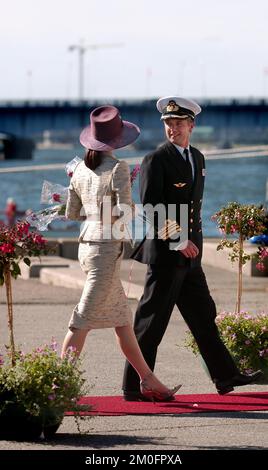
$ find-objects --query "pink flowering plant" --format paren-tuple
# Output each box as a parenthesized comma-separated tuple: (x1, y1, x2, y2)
(255, 245, 268, 273)
(0, 341, 89, 438)
(186, 311, 268, 381)
(0, 221, 51, 366)
(185, 203, 268, 379)
(0, 222, 91, 438)
(0, 220, 49, 283)
(212, 202, 268, 313)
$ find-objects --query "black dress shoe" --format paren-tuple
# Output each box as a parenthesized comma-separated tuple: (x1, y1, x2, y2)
(123, 391, 151, 402)
(215, 370, 263, 395)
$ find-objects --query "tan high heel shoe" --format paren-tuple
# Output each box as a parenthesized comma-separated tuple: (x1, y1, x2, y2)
(140, 372, 182, 402)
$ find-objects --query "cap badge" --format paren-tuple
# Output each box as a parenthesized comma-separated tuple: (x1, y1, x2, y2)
(166, 100, 180, 112)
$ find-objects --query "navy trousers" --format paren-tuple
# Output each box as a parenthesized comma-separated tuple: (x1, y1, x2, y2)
(122, 265, 238, 392)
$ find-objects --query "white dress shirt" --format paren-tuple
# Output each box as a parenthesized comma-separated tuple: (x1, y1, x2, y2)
(173, 143, 195, 179)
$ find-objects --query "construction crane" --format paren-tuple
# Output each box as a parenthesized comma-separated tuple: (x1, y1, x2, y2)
(68, 40, 123, 100)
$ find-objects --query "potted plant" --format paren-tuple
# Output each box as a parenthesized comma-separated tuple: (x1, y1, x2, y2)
(185, 202, 268, 382)
(186, 311, 268, 382)
(211, 202, 268, 313)
(0, 342, 88, 439)
(0, 221, 89, 439)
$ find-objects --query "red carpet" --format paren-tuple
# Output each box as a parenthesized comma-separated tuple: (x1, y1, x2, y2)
(65, 392, 268, 416)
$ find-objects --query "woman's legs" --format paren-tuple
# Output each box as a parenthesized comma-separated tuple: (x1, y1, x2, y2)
(61, 324, 178, 396)
(61, 328, 89, 358)
(115, 325, 172, 393)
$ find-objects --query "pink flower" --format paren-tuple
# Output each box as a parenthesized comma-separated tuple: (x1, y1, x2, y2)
(259, 248, 268, 260)
(50, 339, 58, 351)
(256, 262, 265, 272)
(52, 383, 59, 390)
(130, 164, 140, 185)
(245, 340, 251, 345)
(230, 225, 237, 233)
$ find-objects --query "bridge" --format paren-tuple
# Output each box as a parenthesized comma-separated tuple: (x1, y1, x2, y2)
(1, 98, 268, 147)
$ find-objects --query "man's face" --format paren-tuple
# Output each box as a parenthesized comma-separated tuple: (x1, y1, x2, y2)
(164, 118, 194, 146)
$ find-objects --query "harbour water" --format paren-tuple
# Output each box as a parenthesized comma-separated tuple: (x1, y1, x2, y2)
(0, 147, 267, 238)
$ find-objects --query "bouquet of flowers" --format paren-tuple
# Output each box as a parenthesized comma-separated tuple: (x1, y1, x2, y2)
(26, 156, 82, 231)
(26, 159, 141, 235)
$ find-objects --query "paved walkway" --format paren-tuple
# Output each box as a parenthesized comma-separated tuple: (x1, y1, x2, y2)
(0, 262, 267, 451)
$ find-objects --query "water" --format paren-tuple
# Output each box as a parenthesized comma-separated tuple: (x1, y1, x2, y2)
(0, 148, 267, 238)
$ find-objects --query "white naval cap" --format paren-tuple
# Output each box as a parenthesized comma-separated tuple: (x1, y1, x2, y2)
(156, 96, 201, 120)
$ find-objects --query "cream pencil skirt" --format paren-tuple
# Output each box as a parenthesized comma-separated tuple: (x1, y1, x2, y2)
(68, 241, 133, 330)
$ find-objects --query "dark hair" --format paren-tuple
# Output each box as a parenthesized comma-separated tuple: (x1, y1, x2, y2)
(84, 149, 103, 170)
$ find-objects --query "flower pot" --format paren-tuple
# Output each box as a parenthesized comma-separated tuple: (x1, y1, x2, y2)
(43, 422, 62, 439)
(0, 401, 43, 441)
(0, 391, 63, 441)
(0, 344, 87, 440)
(42, 408, 64, 439)
(0, 406, 63, 440)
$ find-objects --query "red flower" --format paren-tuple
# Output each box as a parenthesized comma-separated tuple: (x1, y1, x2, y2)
(17, 222, 30, 237)
(0, 243, 15, 254)
(52, 193, 61, 202)
(32, 234, 46, 245)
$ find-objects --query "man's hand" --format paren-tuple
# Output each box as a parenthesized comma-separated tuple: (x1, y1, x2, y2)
(180, 240, 199, 258)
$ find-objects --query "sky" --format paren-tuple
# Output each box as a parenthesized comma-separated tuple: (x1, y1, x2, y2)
(1, 0, 268, 101)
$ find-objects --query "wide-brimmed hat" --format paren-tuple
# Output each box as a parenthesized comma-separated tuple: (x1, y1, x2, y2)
(80, 105, 140, 151)
(156, 96, 201, 120)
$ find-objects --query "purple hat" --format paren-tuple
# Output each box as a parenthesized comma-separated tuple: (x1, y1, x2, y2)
(80, 105, 140, 151)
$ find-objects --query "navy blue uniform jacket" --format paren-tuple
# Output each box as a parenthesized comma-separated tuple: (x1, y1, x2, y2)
(131, 141, 206, 266)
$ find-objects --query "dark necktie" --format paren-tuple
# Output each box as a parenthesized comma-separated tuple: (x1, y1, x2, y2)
(183, 148, 193, 183)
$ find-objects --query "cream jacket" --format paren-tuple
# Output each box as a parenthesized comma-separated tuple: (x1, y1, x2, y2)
(65, 154, 132, 242)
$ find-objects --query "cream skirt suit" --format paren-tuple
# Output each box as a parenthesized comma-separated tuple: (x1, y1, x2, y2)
(65, 154, 133, 330)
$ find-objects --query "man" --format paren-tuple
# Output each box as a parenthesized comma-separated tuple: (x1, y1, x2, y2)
(122, 96, 262, 399)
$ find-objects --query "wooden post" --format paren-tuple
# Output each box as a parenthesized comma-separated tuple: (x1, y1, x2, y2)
(3, 263, 16, 366)
(236, 234, 243, 314)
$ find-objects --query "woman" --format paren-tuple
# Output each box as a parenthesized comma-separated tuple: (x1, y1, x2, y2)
(61, 105, 181, 401)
